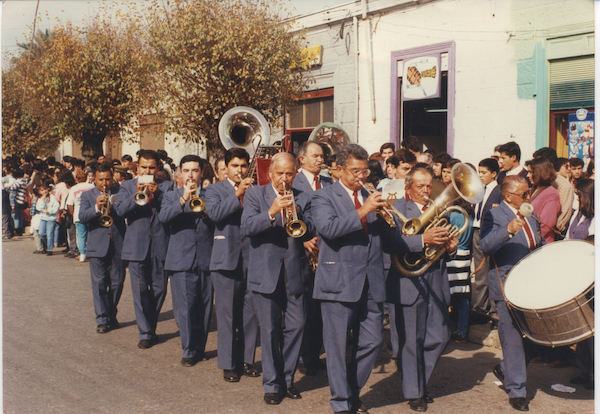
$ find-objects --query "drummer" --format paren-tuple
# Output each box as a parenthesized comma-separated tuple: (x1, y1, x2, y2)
(480, 175, 544, 412)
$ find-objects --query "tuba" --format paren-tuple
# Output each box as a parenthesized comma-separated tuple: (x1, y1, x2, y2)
(392, 163, 485, 277)
(99, 186, 113, 227)
(284, 184, 307, 238)
(219, 106, 270, 161)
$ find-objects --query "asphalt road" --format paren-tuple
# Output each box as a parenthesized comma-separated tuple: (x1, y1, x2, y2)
(2, 235, 595, 413)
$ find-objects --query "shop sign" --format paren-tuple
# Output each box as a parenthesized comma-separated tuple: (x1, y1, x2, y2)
(402, 54, 441, 101)
(568, 111, 594, 167)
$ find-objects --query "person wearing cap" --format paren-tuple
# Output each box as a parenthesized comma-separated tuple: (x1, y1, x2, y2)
(113, 165, 129, 185)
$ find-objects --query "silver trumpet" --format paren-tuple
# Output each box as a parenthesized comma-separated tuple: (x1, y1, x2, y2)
(99, 186, 113, 228)
(284, 183, 307, 238)
(134, 184, 149, 206)
(188, 182, 205, 213)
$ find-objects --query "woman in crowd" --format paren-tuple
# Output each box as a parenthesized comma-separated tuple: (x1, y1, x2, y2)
(36, 180, 60, 256)
(526, 157, 561, 245)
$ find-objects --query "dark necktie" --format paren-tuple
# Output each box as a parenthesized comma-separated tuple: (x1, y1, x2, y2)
(476, 185, 487, 221)
(314, 174, 321, 190)
(517, 212, 535, 249)
(235, 184, 243, 206)
(353, 191, 368, 236)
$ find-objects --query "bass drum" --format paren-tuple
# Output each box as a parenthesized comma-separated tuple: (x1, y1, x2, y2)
(504, 240, 594, 347)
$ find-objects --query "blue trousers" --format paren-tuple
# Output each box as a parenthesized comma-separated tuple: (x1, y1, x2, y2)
(128, 248, 167, 340)
(211, 257, 258, 370)
(496, 300, 527, 398)
(89, 242, 126, 325)
(321, 283, 383, 413)
(253, 266, 305, 393)
(75, 222, 88, 256)
(170, 268, 213, 359)
(39, 219, 57, 252)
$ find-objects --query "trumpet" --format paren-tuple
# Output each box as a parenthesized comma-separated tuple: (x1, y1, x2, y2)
(359, 181, 409, 228)
(99, 186, 113, 228)
(283, 184, 307, 238)
(134, 184, 149, 206)
(188, 182, 205, 213)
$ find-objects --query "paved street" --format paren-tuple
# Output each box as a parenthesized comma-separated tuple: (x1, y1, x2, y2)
(3, 235, 595, 413)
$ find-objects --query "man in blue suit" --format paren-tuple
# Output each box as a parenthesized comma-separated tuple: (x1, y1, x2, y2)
(79, 163, 127, 334)
(159, 155, 214, 367)
(472, 158, 502, 319)
(386, 166, 458, 412)
(115, 150, 173, 349)
(292, 141, 333, 375)
(241, 152, 315, 405)
(205, 147, 259, 383)
(481, 175, 544, 412)
(312, 144, 396, 414)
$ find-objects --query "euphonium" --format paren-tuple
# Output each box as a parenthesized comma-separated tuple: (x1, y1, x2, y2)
(359, 181, 410, 228)
(284, 184, 307, 238)
(134, 185, 149, 206)
(99, 186, 113, 228)
(392, 163, 484, 277)
(188, 182, 205, 213)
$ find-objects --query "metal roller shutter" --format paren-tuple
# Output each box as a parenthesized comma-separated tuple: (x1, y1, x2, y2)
(549, 56, 594, 110)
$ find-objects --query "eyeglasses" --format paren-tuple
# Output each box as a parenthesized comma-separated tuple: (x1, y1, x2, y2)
(509, 192, 530, 199)
(344, 167, 371, 177)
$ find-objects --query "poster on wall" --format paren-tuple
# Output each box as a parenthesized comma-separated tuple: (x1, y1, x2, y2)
(568, 109, 594, 168)
(402, 54, 441, 101)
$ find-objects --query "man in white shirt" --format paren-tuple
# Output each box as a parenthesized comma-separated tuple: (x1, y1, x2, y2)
(496, 141, 528, 185)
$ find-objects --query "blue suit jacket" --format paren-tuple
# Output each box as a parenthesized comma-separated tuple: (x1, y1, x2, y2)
(204, 180, 248, 272)
(159, 186, 214, 272)
(115, 177, 173, 262)
(480, 201, 545, 301)
(477, 185, 502, 223)
(386, 199, 452, 306)
(79, 186, 126, 258)
(240, 183, 314, 295)
(292, 171, 333, 194)
(311, 181, 395, 303)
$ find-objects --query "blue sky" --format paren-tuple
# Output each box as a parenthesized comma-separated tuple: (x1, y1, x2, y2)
(2, 0, 349, 61)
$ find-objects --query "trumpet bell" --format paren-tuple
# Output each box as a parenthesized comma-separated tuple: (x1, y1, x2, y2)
(219, 106, 270, 159)
(286, 220, 307, 238)
(134, 193, 148, 206)
(99, 215, 113, 228)
(190, 197, 205, 213)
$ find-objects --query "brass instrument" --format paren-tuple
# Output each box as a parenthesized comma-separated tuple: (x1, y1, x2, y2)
(99, 186, 113, 228)
(134, 185, 149, 206)
(392, 163, 485, 277)
(283, 184, 307, 238)
(359, 181, 409, 228)
(188, 182, 205, 213)
(309, 251, 318, 273)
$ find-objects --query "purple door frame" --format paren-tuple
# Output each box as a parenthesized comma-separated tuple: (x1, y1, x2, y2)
(390, 41, 456, 155)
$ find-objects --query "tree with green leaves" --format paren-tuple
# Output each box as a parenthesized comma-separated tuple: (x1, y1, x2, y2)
(144, 0, 310, 156)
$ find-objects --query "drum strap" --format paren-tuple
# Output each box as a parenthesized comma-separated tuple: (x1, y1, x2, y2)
(492, 255, 527, 339)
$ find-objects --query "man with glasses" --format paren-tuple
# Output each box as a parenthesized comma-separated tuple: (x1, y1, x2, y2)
(480, 175, 544, 412)
(311, 144, 398, 414)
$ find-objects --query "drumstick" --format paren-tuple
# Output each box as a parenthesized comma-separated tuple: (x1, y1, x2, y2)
(519, 203, 562, 236)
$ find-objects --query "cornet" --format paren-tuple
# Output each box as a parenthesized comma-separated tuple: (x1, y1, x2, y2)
(283, 184, 307, 238)
(134, 185, 149, 206)
(188, 182, 205, 213)
(99, 186, 113, 228)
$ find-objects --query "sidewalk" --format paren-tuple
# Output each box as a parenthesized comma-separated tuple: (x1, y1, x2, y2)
(2, 235, 595, 413)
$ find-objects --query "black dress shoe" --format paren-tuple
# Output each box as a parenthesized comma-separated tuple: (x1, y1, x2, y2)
(243, 363, 260, 377)
(425, 394, 434, 404)
(108, 320, 120, 330)
(223, 369, 240, 382)
(286, 386, 302, 399)
(138, 339, 153, 349)
(493, 364, 505, 385)
(408, 397, 427, 412)
(508, 397, 529, 411)
(263, 392, 283, 405)
(181, 357, 198, 367)
(355, 402, 369, 413)
(96, 324, 110, 334)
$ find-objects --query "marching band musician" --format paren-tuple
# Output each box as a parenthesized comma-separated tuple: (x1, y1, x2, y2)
(311, 144, 398, 414)
(480, 175, 544, 412)
(292, 141, 333, 375)
(386, 166, 458, 412)
(79, 162, 127, 334)
(240, 152, 314, 405)
(204, 147, 260, 383)
(115, 150, 174, 349)
(158, 155, 214, 367)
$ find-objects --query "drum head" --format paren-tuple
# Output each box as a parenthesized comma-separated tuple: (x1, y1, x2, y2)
(504, 240, 594, 309)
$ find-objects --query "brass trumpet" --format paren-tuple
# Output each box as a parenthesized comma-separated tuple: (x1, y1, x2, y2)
(188, 182, 205, 213)
(284, 184, 307, 238)
(134, 185, 149, 206)
(359, 181, 409, 228)
(99, 186, 113, 228)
